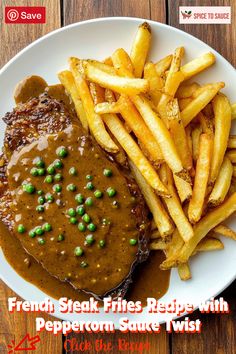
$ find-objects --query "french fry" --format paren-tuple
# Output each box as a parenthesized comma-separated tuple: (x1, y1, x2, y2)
(173, 174, 192, 203)
(163, 47, 185, 97)
(150, 230, 161, 239)
(160, 164, 194, 242)
(130, 22, 151, 78)
(227, 135, 236, 149)
(85, 62, 149, 95)
(166, 98, 192, 170)
(202, 103, 214, 118)
(180, 52, 216, 80)
(131, 95, 189, 180)
(191, 124, 202, 161)
(70, 68, 119, 153)
(69, 57, 85, 75)
(178, 193, 236, 264)
(208, 157, 233, 207)
(195, 237, 224, 253)
(198, 112, 214, 134)
(188, 133, 212, 223)
(181, 82, 225, 127)
(144, 62, 163, 105)
(129, 160, 173, 237)
(155, 54, 173, 76)
(178, 97, 192, 111)
(161, 229, 184, 269)
(118, 95, 164, 164)
(111, 48, 134, 78)
(226, 150, 236, 163)
(178, 263, 191, 281)
(86, 59, 116, 75)
(94, 102, 120, 114)
(58, 70, 88, 131)
(102, 113, 169, 196)
(103, 56, 113, 66)
(176, 82, 200, 99)
(233, 166, 236, 178)
(89, 82, 105, 105)
(150, 239, 168, 251)
(185, 125, 193, 156)
(210, 94, 232, 183)
(213, 224, 236, 241)
(231, 103, 236, 120)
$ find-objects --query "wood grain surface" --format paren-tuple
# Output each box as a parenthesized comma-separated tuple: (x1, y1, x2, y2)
(0, 1, 235, 353)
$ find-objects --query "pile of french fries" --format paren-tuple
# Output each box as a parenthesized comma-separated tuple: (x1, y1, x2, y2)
(58, 22, 236, 281)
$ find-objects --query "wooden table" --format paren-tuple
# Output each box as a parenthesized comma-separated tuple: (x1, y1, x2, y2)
(0, 1, 235, 353)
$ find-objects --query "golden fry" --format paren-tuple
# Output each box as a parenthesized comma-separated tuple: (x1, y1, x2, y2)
(198, 112, 214, 134)
(210, 94, 231, 183)
(176, 82, 200, 99)
(71, 68, 118, 153)
(178, 193, 236, 264)
(111, 48, 134, 78)
(58, 70, 88, 131)
(85, 62, 149, 95)
(188, 133, 212, 223)
(155, 54, 173, 76)
(173, 175, 192, 203)
(150, 239, 168, 251)
(160, 164, 194, 242)
(178, 263, 191, 281)
(231, 103, 236, 120)
(181, 82, 225, 127)
(94, 102, 120, 114)
(227, 135, 236, 149)
(226, 149, 236, 163)
(144, 62, 163, 105)
(208, 157, 233, 207)
(195, 237, 224, 253)
(180, 52, 216, 80)
(213, 224, 236, 241)
(131, 95, 187, 179)
(178, 97, 192, 111)
(102, 113, 169, 196)
(130, 22, 151, 78)
(130, 161, 174, 237)
(191, 124, 202, 162)
(161, 229, 184, 269)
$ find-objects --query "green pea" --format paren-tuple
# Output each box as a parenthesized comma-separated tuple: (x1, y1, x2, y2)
(23, 183, 35, 194)
(103, 168, 113, 177)
(38, 237, 45, 245)
(37, 190, 44, 195)
(43, 223, 52, 232)
(37, 168, 46, 176)
(76, 206, 85, 216)
(99, 240, 105, 248)
(107, 187, 116, 197)
(129, 238, 137, 246)
(85, 234, 94, 245)
(36, 205, 44, 213)
(70, 217, 77, 224)
(80, 261, 88, 268)
(58, 234, 64, 242)
(35, 158, 45, 168)
(54, 173, 63, 182)
(29, 230, 36, 238)
(78, 222, 86, 232)
(38, 196, 45, 205)
(67, 183, 77, 192)
(57, 147, 68, 158)
(47, 165, 55, 175)
(35, 227, 44, 236)
(74, 246, 83, 256)
(46, 194, 54, 203)
(69, 167, 77, 176)
(17, 224, 25, 233)
(86, 182, 94, 190)
(44, 175, 53, 184)
(68, 208, 76, 217)
(75, 194, 84, 204)
(54, 159, 63, 169)
(86, 174, 93, 181)
(82, 213, 91, 223)
(53, 184, 62, 193)
(94, 190, 103, 198)
(87, 223, 96, 232)
(30, 167, 38, 176)
(85, 197, 93, 207)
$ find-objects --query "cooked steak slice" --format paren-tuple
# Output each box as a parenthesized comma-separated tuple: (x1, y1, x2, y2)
(0, 93, 150, 300)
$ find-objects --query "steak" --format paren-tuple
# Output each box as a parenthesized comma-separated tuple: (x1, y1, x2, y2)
(0, 92, 150, 300)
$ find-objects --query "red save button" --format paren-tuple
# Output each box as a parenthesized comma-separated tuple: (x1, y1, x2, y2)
(5, 6, 46, 24)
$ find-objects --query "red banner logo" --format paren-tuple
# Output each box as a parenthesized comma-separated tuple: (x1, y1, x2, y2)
(5, 7, 46, 24)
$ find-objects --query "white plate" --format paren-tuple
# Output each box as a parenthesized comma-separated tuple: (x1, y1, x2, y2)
(0, 17, 236, 325)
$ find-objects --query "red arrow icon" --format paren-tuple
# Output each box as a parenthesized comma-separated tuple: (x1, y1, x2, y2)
(7, 334, 40, 353)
